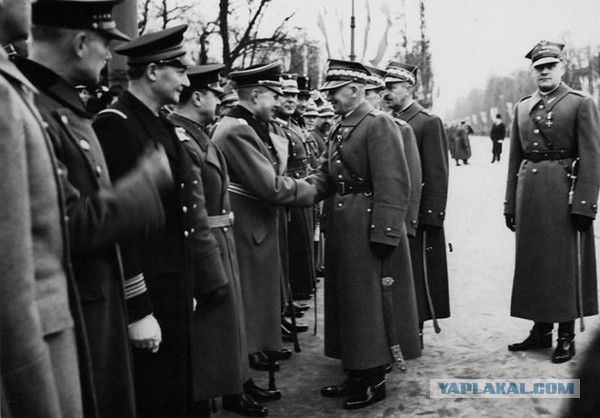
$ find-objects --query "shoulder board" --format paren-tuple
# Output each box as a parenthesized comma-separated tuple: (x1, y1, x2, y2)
(273, 117, 287, 126)
(569, 90, 586, 98)
(419, 108, 432, 116)
(236, 118, 248, 125)
(517, 94, 532, 103)
(97, 108, 128, 119)
(368, 109, 384, 117)
(393, 118, 407, 126)
(174, 126, 190, 142)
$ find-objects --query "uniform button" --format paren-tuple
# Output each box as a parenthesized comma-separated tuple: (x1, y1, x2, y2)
(193, 180, 198, 185)
(581, 200, 587, 205)
(386, 227, 392, 232)
(95, 165, 102, 176)
(533, 129, 539, 134)
(190, 228, 195, 233)
(538, 104, 544, 109)
(337, 174, 342, 179)
(60, 115, 69, 124)
(411, 219, 417, 225)
(79, 139, 91, 151)
(337, 202, 343, 207)
(336, 160, 341, 164)
(64, 215, 69, 222)
(367, 208, 372, 213)
(184, 231, 189, 237)
(533, 142, 539, 146)
(371, 224, 375, 229)
(182, 206, 188, 213)
(180, 182, 185, 188)
(57, 168, 64, 176)
(223, 227, 228, 232)
(222, 209, 227, 214)
(42, 121, 49, 129)
(536, 116, 542, 120)
(427, 209, 432, 214)
(193, 204, 197, 209)
(532, 168, 538, 174)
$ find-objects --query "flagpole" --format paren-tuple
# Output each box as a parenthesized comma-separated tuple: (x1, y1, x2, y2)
(349, 0, 356, 61)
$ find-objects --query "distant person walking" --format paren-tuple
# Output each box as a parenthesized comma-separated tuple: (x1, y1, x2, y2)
(454, 121, 472, 165)
(490, 114, 506, 163)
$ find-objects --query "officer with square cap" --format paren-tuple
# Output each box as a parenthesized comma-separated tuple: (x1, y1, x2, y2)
(229, 61, 283, 95)
(525, 40, 564, 68)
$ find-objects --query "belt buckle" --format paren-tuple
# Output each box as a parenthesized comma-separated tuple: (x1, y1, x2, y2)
(338, 181, 346, 194)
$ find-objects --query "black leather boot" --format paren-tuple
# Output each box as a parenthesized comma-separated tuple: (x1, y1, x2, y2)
(552, 333, 575, 363)
(320, 375, 356, 398)
(243, 378, 282, 402)
(265, 348, 292, 361)
(342, 374, 386, 410)
(222, 393, 268, 417)
(281, 316, 308, 333)
(249, 352, 279, 371)
(508, 331, 552, 351)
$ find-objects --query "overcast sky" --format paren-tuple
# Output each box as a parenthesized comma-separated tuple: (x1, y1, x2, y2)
(282, 0, 600, 116)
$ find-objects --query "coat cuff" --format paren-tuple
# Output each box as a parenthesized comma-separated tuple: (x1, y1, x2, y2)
(571, 178, 599, 219)
(125, 273, 153, 322)
(369, 203, 405, 246)
(193, 250, 228, 298)
(419, 195, 446, 227)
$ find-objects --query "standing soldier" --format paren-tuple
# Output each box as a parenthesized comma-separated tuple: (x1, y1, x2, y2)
(303, 101, 321, 169)
(311, 103, 335, 157)
(490, 113, 506, 163)
(505, 41, 600, 363)
(211, 62, 317, 400)
(454, 120, 473, 165)
(384, 62, 450, 347)
(93, 25, 200, 417)
(15, 1, 173, 416)
(312, 59, 421, 410)
(274, 76, 316, 302)
(167, 64, 271, 417)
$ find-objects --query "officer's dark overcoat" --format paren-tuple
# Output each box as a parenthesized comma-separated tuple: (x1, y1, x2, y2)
(168, 112, 250, 400)
(505, 83, 600, 322)
(94, 91, 198, 417)
(397, 101, 451, 323)
(310, 100, 421, 369)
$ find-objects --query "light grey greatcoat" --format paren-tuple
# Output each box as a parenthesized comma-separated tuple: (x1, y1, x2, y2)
(505, 82, 600, 322)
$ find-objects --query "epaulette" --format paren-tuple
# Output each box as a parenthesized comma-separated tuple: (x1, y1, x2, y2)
(393, 118, 407, 126)
(236, 118, 248, 125)
(174, 127, 190, 142)
(517, 94, 532, 103)
(569, 90, 586, 98)
(369, 108, 384, 117)
(97, 108, 127, 119)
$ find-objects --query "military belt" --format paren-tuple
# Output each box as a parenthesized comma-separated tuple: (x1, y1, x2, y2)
(524, 150, 576, 162)
(336, 181, 372, 196)
(208, 212, 235, 228)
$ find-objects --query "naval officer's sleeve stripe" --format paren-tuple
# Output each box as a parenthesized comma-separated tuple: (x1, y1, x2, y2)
(124, 273, 147, 299)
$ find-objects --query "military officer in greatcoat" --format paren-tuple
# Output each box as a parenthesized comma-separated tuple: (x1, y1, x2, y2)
(15, 1, 173, 416)
(211, 62, 317, 401)
(309, 59, 421, 410)
(505, 40, 600, 363)
(168, 64, 275, 417)
(364, 64, 422, 238)
(93, 25, 204, 417)
(383, 62, 450, 346)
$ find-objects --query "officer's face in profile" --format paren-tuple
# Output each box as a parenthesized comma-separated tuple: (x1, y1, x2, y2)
(0, 0, 32, 44)
(200, 89, 220, 121)
(279, 92, 297, 117)
(532, 61, 564, 92)
(325, 83, 360, 115)
(75, 31, 112, 86)
(383, 82, 411, 111)
(254, 87, 279, 122)
(153, 64, 190, 106)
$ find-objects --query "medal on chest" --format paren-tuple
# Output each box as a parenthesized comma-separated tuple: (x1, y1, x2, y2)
(545, 111, 553, 128)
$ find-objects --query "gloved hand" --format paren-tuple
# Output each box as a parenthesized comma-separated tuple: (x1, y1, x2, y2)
(197, 284, 229, 309)
(572, 214, 593, 232)
(504, 214, 516, 232)
(129, 314, 161, 353)
(371, 243, 395, 259)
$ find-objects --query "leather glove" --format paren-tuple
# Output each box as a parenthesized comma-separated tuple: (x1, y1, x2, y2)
(572, 214, 593, 232)
(371, 243, 395, 259)
(197, 284, 229, 309)
(129, 314, 162, 353)
(504, 214, 516, 232)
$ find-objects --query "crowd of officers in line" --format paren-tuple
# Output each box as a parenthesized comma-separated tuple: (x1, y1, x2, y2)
(1, 0, 452, 414)
(5, 0, 598, 416)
